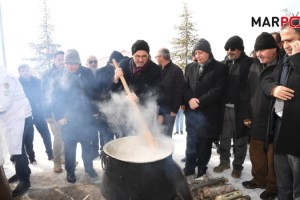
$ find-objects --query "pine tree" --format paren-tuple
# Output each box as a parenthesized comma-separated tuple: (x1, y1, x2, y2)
(27, 0, 60, 75)
(171, 3, 198, 69)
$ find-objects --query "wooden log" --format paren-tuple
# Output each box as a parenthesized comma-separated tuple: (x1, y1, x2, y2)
(200, 184, 235, 199)
(215, 190, 243, 200)
(190, 177, 228, 192)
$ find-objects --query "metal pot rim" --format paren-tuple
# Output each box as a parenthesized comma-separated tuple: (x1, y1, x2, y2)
(103, 135, 174, 163)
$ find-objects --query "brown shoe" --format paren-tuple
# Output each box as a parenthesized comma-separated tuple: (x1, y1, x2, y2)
(53, 164, 62, 173)
(213, 162, 230, 173)
(231, 169, 241, 178)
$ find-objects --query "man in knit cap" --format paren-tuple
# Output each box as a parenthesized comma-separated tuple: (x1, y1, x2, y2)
(183, 39, 228, 179)
(113, 40, 161, 137)
(242, 32, 278, 200)
(213, 36, 253, 179)
(51, 49, 98, 183)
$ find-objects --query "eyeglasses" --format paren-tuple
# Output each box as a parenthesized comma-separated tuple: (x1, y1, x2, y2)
(134, 55, 148, 60)
(225, 47, 236, 51)
(88, 60, 98, 64)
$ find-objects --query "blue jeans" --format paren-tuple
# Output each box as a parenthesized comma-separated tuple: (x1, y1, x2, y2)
(175, 109, 184, 133)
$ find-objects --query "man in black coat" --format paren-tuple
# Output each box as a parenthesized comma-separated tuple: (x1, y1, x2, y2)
(94, 51, 124, 150)
(183, 39, 228, 178)
(242, 32, 278, 200)
(18, 64, 53, 163)
(52, 49, 98, 183)
(113, 40, 161, 137)
(213, 36, 253, 179)
(155, 48, 185, 137)
(262, 24, 300, 200)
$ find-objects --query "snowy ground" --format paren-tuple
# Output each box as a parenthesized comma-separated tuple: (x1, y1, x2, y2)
(2, 127, 268, 200)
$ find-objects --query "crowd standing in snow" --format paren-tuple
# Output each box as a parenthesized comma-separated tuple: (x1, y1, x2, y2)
(1, 25, 300, 200)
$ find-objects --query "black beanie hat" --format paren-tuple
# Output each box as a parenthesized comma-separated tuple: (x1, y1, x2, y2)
(108, 51, 124, 63)
(254, 32, 277, 51)
(193, 39, 211, 54)
(224, 35, 244, 51)
(131, 40, 150, 55)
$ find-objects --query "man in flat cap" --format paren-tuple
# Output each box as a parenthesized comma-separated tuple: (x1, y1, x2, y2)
(183, 39, 228, 179)
(213, 35, 253, 179)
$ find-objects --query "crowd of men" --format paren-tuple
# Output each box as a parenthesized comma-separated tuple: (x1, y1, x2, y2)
(0, 23, 299, 200)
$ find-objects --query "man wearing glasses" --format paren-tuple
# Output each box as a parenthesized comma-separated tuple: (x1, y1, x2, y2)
(213, 36, 253, 179)
(86, 55, 98, 75)
(113, 40, 161, 137)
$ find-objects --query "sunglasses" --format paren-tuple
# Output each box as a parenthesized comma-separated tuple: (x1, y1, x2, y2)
(225, 47, 236, 51)
(88, 60, 98, 64)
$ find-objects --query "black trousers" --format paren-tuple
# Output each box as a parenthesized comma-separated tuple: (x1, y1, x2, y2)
(12, 117, 32, 183)
(23, 117, 35, 162)
(62, 123, 94, 175)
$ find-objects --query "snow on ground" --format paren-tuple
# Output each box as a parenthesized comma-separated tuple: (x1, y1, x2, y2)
(2, 127, 269, 200)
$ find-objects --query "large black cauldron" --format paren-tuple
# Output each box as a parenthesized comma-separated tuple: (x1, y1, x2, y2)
(101, 136, 192, 200)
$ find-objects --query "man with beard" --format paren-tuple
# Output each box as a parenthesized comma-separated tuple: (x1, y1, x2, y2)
(213, 36, 253, 179)
(113, 40, 161, 137)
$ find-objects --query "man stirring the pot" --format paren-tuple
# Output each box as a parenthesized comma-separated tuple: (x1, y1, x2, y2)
(113, 40, 162, 137)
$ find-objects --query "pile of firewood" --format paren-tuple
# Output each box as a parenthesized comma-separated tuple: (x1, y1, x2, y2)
(187, 177, 251, 200)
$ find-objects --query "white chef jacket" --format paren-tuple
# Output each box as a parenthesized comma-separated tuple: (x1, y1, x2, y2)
(0, 67, 32, 155)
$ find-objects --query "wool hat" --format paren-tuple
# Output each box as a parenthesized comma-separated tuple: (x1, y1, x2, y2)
(254, 32, 277, 51)
(193, 39, 211, 54)
(64, 49, 81, 64)
(224, 35, 244, 51)
(131, 40, 150, 55)
(108, 51, 124, 63)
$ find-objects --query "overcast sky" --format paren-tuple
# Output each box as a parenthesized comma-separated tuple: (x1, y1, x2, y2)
(0, 0, 299, 74)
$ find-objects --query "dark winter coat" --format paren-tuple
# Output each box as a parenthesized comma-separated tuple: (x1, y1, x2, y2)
(95, 63, 115, 102)
(41, 64, 61, 119)
(19, 76, 43, 117)
(263, 53, 300, 157)
(52, 66, 97, 140)
(222, 52, 253, 139)
(112, 58, 161, 106)
(160, 60, 185, 115)
(246, 59, 277, 140)
(184, 58, 228, 140)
